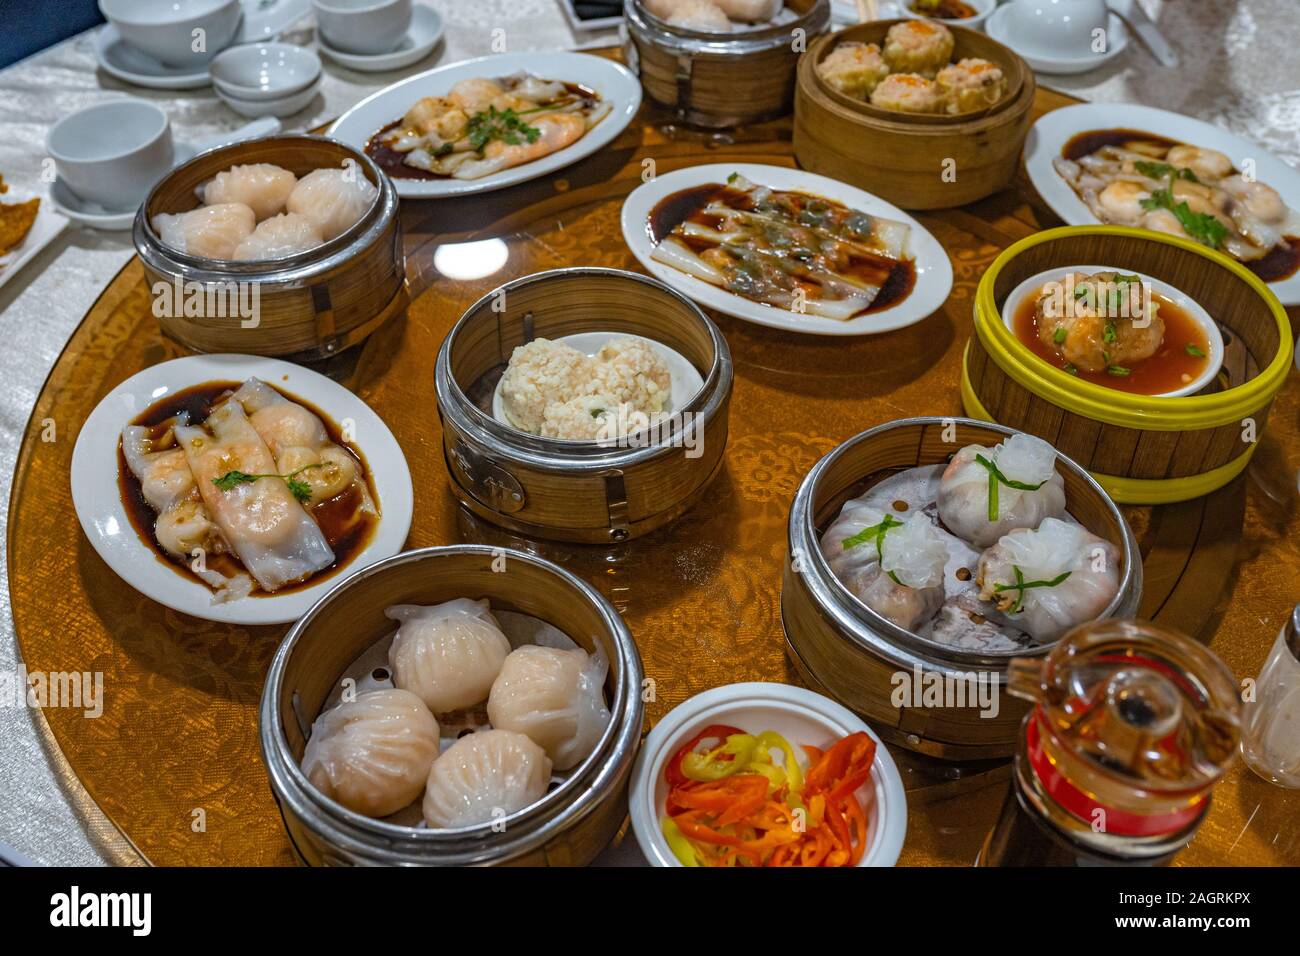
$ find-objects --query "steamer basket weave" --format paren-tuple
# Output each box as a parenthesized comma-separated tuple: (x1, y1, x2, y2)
(963, 225, 1293, 504)
(135, 134, 406, 361)
(782, 417, 1142, 760)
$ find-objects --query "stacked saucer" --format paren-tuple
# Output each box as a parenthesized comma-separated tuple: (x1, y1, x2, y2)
(211, 42, 323, 117)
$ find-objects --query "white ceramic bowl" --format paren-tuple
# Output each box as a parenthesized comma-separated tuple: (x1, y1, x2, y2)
(46, 99, 175, 212)
(1002, 264, 1225, 398)
(628, 682, 907, 867)
(98, 0, 243, 68)
(216, 79, 322, 118)
(901, 0, 996, 31)
(70, 354, 414, 626)
(211, 42, 322, 100)
(313, 0, 412, 56)
(1000, 0, 1109, 58)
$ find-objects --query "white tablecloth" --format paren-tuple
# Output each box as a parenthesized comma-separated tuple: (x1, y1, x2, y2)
(1, 0, 1298, 866)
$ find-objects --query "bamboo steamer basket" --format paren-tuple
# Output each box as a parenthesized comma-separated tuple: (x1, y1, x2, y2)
(134, 134, 406, 361)
(963, 225, 1294, 505)
(435, 267, 733, 544)
(260, 545, 644, 866)
(782, 416, 1142, 761)
(792, 20, 1034, 209)
(623, 0, 831, 128)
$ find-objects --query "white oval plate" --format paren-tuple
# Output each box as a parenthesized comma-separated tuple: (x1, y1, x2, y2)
(328, 51, 641, 199)
(1024, 103, 1300, 306)
(628, 682, 907, 867)
(71, 354, 413, 625)
(1002, 264, 1225, 398)
(621, 163, 954, 336)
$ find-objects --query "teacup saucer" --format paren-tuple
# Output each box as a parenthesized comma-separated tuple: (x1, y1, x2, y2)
(986, 6, 1128, 75)
(94, 24, 213, 90)
(316, 5, 443, 72)
(50, 178, 137, 231)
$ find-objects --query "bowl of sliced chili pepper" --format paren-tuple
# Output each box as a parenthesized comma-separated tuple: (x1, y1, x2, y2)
(629, 682, 906, 866)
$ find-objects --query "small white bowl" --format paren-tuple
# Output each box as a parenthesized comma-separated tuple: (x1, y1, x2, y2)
(986, 2, 1128, 75)
(211, 42, 321, 100)
(313, 0, 412, 56)
(46, 99, 174, 212)
(98, 0, 243, 69)
(1002, 264, 1225, 398)
(900, 0, 996, 31)
(628, 682, 907, 867)
(216, 78, 322, 118)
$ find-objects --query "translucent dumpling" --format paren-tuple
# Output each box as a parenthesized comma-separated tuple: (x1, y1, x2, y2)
(937, 433, 1066, 547)
(201, 163, 297, 220)
(300, 688, 439, 818)
(232, 212, 324, 261)
(422, 729, 552, 829)
(487, 645, 610, 771)
(385, 599, 512, 713)
(152, 203, 255, 260)
(286, 160, 377, 241)
(976, 517, 1121, 643)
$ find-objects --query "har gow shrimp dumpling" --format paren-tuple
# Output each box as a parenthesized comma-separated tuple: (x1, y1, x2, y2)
(385, 599, 512, 713)
(201, 163, 297, 220)
(422, 729, 552, 829)
(287, 160, 379, 241)
(300, 688, 440, 818)
(487, 644, 611, 771)
(152, 203, 256, 260)
(232, 212, 324, 261)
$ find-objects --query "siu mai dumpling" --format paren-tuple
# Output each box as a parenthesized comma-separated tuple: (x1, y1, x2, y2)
(201, 163, 297, 220)
(232, 213, 324, 261)
(937, 433, 1066, 547)
(152, 203, 255, 259)
(384, 599, 512, 714)
(286, 160, 377, 241)
(487, 645, 610, 771)
(301, 689, 440, 818)
(176, 399, 334, 592)
(976, 518, 1121, 643)
(422, 729, 552, 829)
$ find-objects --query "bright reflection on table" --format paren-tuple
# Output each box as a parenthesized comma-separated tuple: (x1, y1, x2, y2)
(433, 238, 510, 281)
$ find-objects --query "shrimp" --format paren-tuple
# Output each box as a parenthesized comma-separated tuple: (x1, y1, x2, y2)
(452, 113, 586, 180)
(1219, 174, 1286, 222)
(1097, 180, 1149, 224)
(1166, 144, 1233, 181)
(447, 77, 506, 114)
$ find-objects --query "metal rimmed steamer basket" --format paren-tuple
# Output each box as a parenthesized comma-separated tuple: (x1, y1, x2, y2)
(134, 134, 406, 360)
(435, 267, 733, 544)
(623, 0, 831, 128)
(259, 545, 645, 866)
(782, 417, 1143, 761)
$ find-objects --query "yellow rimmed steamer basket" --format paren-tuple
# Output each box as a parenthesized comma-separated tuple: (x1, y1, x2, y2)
(259, 545, 645, 866)
(434, 268, 734, 543)
(134, 134, 407, 360)
(623, 0, 831, 128)
(793, 19, 1034, 209)
(964, 225, 1294, 504)
(782, 417, 1142, 760)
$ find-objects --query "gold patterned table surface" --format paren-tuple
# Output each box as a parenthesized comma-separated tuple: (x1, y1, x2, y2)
(8, 82, 1300, 866)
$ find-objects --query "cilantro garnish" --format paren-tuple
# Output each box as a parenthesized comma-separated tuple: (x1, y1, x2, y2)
(466, 106, 541, 151)
(1140, 188, 1229, 249)
(213, 464, 323, 504)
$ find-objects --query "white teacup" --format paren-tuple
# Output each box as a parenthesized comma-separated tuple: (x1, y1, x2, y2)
(99, 0, 243, 69)
(313, 0, 413, 56)
(1003, 0, 1110, 57)
(46, 101, 175, 213)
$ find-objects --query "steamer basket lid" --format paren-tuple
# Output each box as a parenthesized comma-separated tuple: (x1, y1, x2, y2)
(1007, 619, 1241, 798)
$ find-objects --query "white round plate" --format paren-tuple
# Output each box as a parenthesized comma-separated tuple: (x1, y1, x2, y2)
(1002, 264, 1225, 398)
(1024, 102, 1300, 306)
(621, 163, 953, 336)
(985, 7, 1127, 75)
(93, 24, 214, 90)
(71, 354, 414, 625)
(316, 5, 444, 73)
(329, 51, 642, 199)
(489, 331, 705, 434)
(628, 681, 907, 867)
(50, 178, 137, 231)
